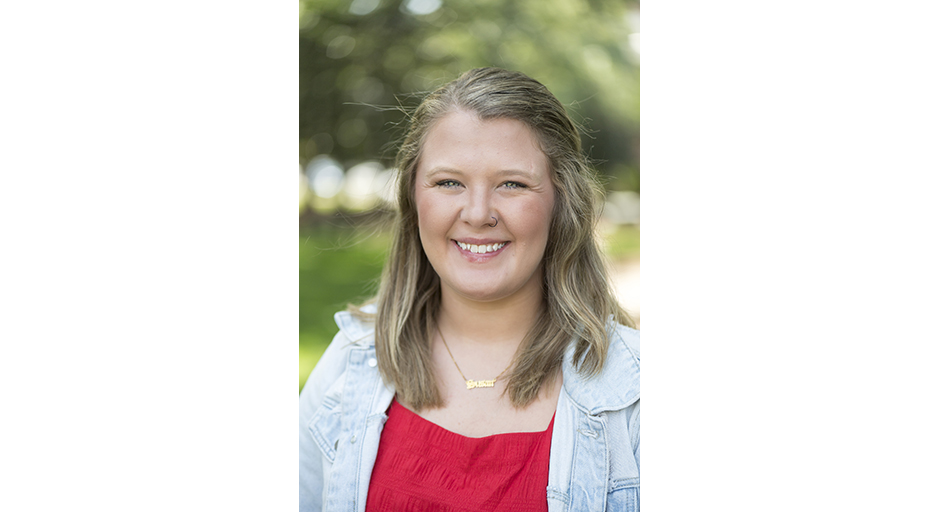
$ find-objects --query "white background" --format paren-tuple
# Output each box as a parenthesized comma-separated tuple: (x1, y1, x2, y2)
(2, 1, 938, 510)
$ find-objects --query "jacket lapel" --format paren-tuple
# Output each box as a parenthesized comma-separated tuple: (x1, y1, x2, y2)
(547, 324, 640, 511)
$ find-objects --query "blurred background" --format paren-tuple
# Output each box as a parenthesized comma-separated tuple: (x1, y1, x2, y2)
(299, 0, 641, 392)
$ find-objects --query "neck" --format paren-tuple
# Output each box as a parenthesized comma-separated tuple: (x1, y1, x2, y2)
(436, 284, 544, 352)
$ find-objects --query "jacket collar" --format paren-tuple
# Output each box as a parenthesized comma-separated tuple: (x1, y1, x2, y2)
(333, 304, 378, 344)
(561, 322, 640, 415)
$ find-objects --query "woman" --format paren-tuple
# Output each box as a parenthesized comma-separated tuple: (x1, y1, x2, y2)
(300, 67, 639, 511)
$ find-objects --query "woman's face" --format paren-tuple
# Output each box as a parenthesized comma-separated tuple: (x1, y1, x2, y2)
(414, 110, 555, 305)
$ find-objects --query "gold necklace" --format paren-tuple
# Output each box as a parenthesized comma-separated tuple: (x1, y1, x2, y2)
(437, 327, 513, 390)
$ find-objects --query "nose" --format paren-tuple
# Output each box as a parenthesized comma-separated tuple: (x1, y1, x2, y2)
(461, 187, 495, 228)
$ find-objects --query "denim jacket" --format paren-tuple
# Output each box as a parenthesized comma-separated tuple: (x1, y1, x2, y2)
(300, 307, 640, 512)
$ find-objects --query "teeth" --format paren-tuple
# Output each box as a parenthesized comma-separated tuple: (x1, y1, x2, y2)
(457, 241, 506, 254)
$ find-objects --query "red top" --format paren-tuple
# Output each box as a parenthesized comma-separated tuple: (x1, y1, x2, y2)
(366, 398, 554, 512)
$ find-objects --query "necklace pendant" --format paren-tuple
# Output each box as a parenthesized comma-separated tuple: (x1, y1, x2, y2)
(466, 379, 496, 390)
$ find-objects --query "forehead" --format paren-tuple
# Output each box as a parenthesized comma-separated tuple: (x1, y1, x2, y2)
(417, 110, 549, 176)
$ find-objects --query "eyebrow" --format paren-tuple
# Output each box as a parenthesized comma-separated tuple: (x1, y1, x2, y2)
(425, 167, 540, 180)
(424, 167, 461, 180)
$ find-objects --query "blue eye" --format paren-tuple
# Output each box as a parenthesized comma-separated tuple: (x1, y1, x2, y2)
(437, 179, 460, 188)
(503, 181, 527, 189)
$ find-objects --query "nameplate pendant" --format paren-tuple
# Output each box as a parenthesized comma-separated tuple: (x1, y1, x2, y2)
(466, 379, 496, 390)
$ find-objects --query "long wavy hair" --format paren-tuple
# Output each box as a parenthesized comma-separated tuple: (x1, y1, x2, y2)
(358, 67, 632, 410)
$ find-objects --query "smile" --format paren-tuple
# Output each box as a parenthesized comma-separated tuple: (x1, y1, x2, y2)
(455, 241, 507, 254)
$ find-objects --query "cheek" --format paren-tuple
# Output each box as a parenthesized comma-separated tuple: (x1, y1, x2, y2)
(531, 196, 555, 239)
(414, 193, 445, 244)
(514, 201, 554, 251)
(414, 190, 429, 228)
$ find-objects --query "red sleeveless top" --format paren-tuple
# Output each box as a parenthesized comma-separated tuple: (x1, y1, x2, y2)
(365, 398, 554, 511)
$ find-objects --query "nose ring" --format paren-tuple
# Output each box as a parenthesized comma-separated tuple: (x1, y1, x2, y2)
(488, 216, 498, 227)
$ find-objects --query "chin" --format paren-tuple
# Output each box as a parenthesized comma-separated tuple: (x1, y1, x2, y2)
(452, 281, 530, 304)
(455, 288, 504, 302)
(441, 280, 497, 301)
(442, 270, 542, 304)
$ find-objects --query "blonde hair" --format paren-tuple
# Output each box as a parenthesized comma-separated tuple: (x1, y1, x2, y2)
(360, 67, 632, 409)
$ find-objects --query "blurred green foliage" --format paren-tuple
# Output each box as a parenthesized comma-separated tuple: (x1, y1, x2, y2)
(300, 0, 640, 193)
(299, 224, 389, 392)
(602, 224, 640, 261)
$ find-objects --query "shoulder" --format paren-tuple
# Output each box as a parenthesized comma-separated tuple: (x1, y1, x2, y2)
(299, 305, 378, 416)
(598, 322, 640, 397)
(332, 303, 377, 346)
(299, 306, 380, 508)
(608, 321, 640, 368)
(310, 306, 376, 385)
(562, 321, 640, 414)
